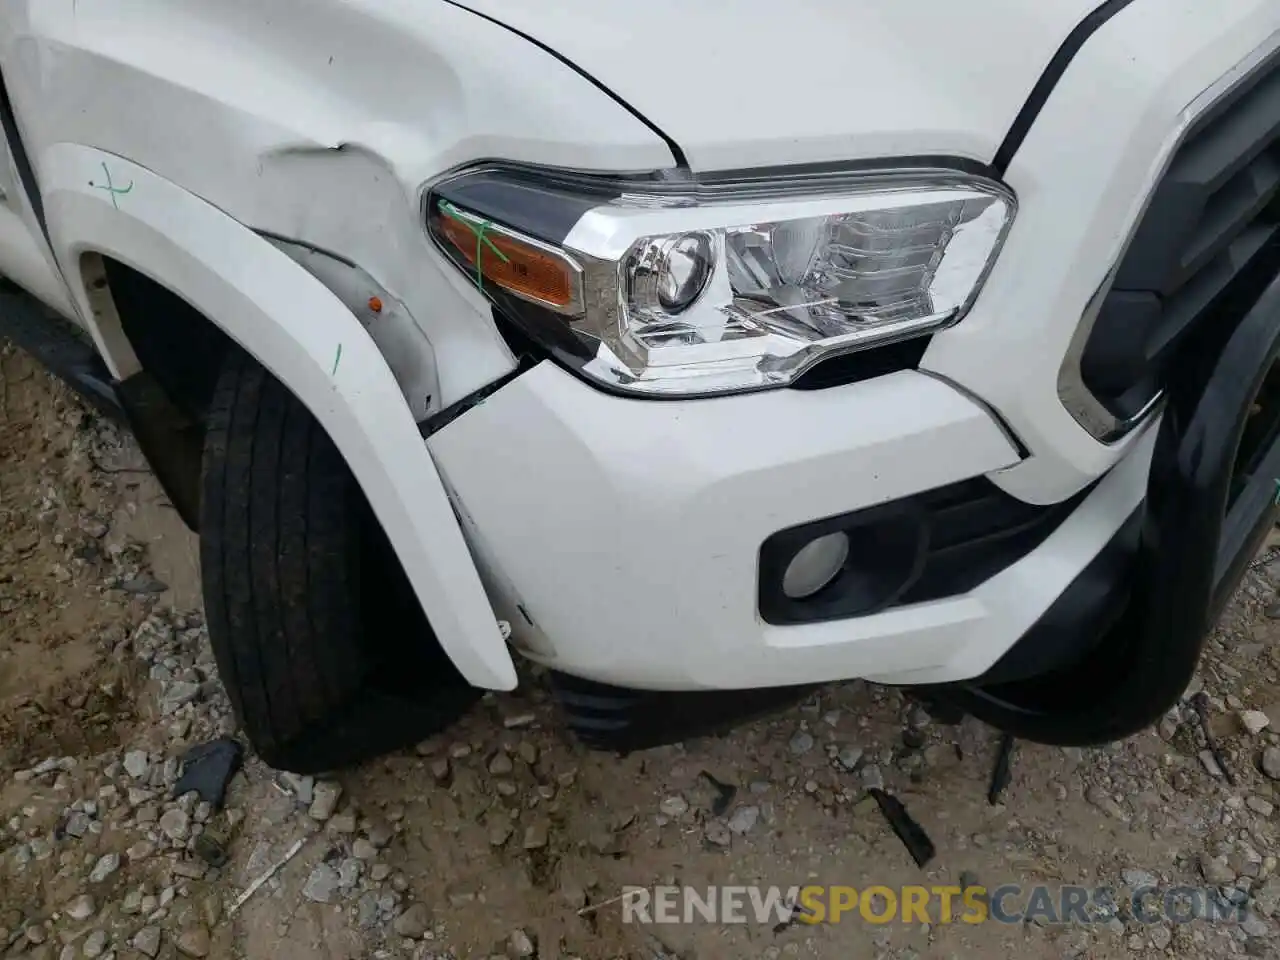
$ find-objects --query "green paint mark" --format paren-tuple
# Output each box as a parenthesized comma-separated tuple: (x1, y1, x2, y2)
(88, 162, 133, 210)
(438, 200, 509, 292)
(331, 343, 343, 377)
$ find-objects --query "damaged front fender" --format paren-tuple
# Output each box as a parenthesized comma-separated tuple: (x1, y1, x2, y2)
(41, 143, 518, 691)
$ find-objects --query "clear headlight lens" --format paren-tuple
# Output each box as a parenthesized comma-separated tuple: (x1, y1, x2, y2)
(428, 169, 1014, 396)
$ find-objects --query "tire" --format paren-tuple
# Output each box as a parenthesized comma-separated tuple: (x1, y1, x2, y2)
(200, 349, 479, 773)
(550, 671, 813, 752)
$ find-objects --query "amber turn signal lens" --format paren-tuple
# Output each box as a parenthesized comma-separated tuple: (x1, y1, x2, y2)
(435, 206, 579, 310)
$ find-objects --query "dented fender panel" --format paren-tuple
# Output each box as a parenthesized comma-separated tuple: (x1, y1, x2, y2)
(41, 143, 517, 690)
(266, 236, 443, 421)
(0, 0, 676, 405)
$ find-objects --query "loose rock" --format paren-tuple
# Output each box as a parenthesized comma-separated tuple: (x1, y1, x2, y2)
(175, 926, 211, 958)
(659, 796, 689, 818)
(1249, 796, 1275, 817)
(1241, 710, 1272, 735)
(522, 821, 549, 850)
(1242, 915, 1270, 938)
(507, 929, 535, 958)
(1150, 925, 1172, 951)
(1201, 855, 1236, 885)
(123, 750, 150, 780)
(64, 894, 95, 921)
(1122, 869, 1158, 889)
(280, 773, 314, 805)
(727, 806, 760, 835)
(303, 863, 342, 903)
(87, 853, 120, 884)
(82, 930, 108, 959)
(328, 812, 357, 835)
(1262, 747, 1280, 781)
(309, 782, 342, 821)
(837, 746, 863, 771)
(789, 731, 815, 756)
(1254, 877, 1280, 917)
(64, 811, 92, 839)
(365, 821, 393, 848)
(159, 807, 190, 842)
(338, 858, 363, 888)
(704, 821, 731, 847)
(159, 681, 201, 715)
(860, 765, 885, 791)
(132, 927, 162, 959)
(126, 840, 155, 862)
(393, 903, 430, 939)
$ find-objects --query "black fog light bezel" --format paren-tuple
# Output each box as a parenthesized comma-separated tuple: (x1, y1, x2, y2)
(759, 502, 930, 625)
(758, 477, 1091, 628)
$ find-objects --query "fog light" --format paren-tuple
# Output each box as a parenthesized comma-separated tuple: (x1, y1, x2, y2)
(782, 532, 850, 599)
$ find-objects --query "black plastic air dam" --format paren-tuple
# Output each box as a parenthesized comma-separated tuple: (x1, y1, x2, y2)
(948, 269, 1280, 745)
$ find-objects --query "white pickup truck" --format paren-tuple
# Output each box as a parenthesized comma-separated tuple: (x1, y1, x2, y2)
(2, 0, 1280, 773)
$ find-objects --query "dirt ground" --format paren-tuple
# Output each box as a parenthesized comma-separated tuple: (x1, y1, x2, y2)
(5, 341, 1280, 960)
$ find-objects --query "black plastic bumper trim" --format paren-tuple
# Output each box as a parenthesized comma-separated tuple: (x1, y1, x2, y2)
(973, 506, 1142, 685)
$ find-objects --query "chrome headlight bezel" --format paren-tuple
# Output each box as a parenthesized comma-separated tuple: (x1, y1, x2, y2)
(427, 163, 1016, 398)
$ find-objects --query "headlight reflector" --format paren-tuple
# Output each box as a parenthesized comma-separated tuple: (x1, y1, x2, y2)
(429, 169, 1014, 396)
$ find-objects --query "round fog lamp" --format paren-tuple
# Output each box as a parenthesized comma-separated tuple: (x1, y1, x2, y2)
(782, 532, 850, 599)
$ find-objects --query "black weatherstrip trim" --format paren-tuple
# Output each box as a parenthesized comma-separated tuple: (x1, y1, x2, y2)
(440, 0, 689, 169)
(993, 0, 1140, 174)
(0, 66, 46, 234)
(418, 364, 528, 438)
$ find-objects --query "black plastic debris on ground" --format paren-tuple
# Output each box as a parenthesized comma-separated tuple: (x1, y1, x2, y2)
(699, 770, 737, 817)
(988, 733, 1016, 805)
(192, 832, 230, 868)
(870, 789, 936, 868)
(171, 737, 244, 810)
(772, 899, 816, 934)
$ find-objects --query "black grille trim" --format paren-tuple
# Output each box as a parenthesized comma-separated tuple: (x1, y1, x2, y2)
(899, 479, 1088, 606)
(1080, 52, 1280, 421)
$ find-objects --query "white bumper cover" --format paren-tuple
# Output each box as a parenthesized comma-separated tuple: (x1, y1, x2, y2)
(429, 363, 1152, 690)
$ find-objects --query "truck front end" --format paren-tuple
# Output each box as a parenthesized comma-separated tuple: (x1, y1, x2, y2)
(423, 0, 1280, 746)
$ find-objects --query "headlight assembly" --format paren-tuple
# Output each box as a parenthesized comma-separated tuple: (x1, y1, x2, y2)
(428, 166, 1014, 397)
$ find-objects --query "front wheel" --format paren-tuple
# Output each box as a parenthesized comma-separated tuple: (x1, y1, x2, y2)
(200, 349, 479, 772)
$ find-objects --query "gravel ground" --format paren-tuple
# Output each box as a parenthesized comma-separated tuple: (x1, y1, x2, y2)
(6, 340, 1280, 960)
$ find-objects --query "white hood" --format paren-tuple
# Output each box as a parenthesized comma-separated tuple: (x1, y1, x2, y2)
(451, 0, 1112, 171)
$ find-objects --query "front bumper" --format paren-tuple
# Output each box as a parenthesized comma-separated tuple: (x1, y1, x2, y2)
(428, 362, 1151, 691)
